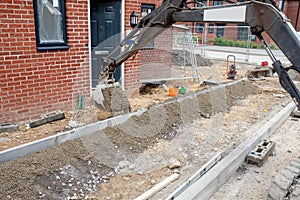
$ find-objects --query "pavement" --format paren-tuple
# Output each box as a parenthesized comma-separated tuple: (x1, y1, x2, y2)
(175, 102, 296, 200)
(196, 45, 290, 65)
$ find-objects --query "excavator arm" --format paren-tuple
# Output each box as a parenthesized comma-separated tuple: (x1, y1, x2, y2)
(99, 0, 187, 84)
(97, 0, 300, 110)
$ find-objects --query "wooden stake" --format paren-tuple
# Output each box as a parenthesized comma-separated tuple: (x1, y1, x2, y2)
(134, 173, 180, 200)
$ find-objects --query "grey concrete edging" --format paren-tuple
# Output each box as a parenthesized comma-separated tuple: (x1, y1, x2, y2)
(0, 78, 247, 163)
(0, 108, 147, 163)
(175, 101, 296, 200)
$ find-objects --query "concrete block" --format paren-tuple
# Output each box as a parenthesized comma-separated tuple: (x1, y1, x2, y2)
(0, 123, 20, 133)
(246, 139, 275, 167)
(29, 112, 65, 128)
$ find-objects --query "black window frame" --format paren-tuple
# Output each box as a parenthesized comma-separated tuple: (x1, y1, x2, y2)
(216, 23, 225, 38)
(208, 23, 214, 34)
(237, 26, 248, 41)
(33, 0, 69, 51)
(141, 3, 155, 18)
(213, 1, 223, 6)
(141, 3, 155, 49)
(196, 23, 204, 33)
(198, 0, 207, 7)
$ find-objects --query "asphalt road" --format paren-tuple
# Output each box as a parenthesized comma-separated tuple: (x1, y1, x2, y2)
(196, 45, 290, 65)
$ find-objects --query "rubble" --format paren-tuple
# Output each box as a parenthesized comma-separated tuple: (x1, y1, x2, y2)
(168, 158, 181, 169)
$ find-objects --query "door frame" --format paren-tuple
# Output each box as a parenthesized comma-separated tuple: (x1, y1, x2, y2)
(88, 0, 125, 94)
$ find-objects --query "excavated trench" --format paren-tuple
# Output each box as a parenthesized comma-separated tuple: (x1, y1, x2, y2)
(0, 80, 260, 199)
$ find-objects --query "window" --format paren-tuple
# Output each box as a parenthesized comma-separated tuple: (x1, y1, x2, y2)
(213, 1, 223, 6)
(141, 4, 155, 18)
(33, 0, 69, 50)
(198, 0, 207, 7)
(196, 23, 204, 33)
(141, 4, 155, 49)
(208, 24, 214, 34)
(216, 24, 225, 38)
(237, 26, 248, 41)
(278, 0, 285, 11)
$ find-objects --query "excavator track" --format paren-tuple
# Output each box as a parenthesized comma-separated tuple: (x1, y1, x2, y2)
(268, 157, 300, 200)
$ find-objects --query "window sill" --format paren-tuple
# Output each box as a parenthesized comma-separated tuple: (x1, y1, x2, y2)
(37, 45, 70, 51)
(142, 47, 155, 50)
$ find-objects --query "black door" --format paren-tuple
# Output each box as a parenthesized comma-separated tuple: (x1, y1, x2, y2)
(91, 0, 121, 87)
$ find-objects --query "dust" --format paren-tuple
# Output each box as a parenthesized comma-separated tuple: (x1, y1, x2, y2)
(172, 50, 213, 67)
(0, 80, 260, 199)
(197, 81, 258, 117)
(0, 139, 113, 199)
(0, 105, 112, 151)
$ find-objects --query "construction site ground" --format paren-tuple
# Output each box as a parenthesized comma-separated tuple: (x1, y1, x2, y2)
(1, 59, 299, 200)
(211, 116, 300, 200)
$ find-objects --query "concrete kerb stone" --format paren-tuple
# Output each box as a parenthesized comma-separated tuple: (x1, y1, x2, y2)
(175, 101, 296, 200)
(0, 78, 247, 163)
(0, 108, 147, 163)
(154, 78, 247, 108)
(0, 123, 20, 134)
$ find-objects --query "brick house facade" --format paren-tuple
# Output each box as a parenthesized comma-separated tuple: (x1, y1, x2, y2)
(194, 0, 300, 44)
(1, 0, 299, 124)
(281, 0, 300, 31)
(0, 0, 166, 124)
(1, 0, 90, 123)
(123, 0, 170, 92)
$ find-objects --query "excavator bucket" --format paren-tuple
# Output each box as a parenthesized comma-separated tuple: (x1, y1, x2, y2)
(246, 67, 273, 79)
(94, 83, 131, 115)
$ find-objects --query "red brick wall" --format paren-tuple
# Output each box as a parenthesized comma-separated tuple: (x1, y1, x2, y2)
(0, 0, 90, 123)
(140, 29, 173, 82)
(223, 25, 239, 41)
(123, 0, 165, 95)
(284, 1, 300, 31)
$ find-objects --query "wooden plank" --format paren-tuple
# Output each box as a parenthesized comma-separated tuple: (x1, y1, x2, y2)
(166, 152, 222, 200)
(134, 173, 180, 200)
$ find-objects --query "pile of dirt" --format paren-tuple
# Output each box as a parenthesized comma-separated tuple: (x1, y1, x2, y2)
(139, 83, 164, 95)
(0, 80, 259, 199)
(0, 139, 113, 199)
(172, 50, 213, 67)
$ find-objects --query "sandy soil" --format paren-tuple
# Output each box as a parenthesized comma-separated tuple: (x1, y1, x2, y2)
(0, 77, 291, 200)
(0, 106, 112, 151)
(211, 117, 300, 200)
(0, 59, 297, 200)
(0, 60, 252, 151)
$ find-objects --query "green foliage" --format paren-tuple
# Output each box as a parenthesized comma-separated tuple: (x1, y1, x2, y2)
(207, 38, 215, 44)
(269, 44, 278, 50)
(227, 40, 234, 46)
(192, 36, 198, 43)
(215, 37, 225, 45)
(210, 37, 278, 50)
(250, 43, 259, 48)
(233, 41, 247, 48)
